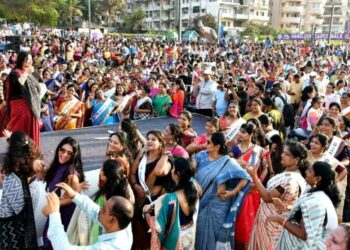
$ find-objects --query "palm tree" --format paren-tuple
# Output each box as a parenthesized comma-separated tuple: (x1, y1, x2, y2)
(97, 0, 126, 26)
(61, 0, 84, 27)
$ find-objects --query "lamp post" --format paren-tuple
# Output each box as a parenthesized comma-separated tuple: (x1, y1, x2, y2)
(88, 0, 91, 39)
(327, 2, 335, 44)
(217, 7, 221, 45)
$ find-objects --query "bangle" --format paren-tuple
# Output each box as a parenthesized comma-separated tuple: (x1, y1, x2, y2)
(282, 218, 288, 227)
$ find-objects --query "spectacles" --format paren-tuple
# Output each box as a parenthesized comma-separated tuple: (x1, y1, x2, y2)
(59, 147, 73, 156)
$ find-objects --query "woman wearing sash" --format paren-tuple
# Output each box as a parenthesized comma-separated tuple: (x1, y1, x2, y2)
(105, 132, 133, 177)
(86, 89, 117, 126)
(129, 130, 173, 250)
(307, 133, 347, 221)
(133, 84, 153, 120)
(269, 161, 340, 250)
(177, 110, 197, 148)
(317, 116, 349, 167)
(54, 84, 83, 130)
(231, 123, 268, 249)
(6, 52, 41, 146)
(219, 101, 241, 131)
(144, 157, 200, 250)
(247, 140, 308, 250)
(328, 102, 350, 138)
(194, 132, 251, 250)
(120, 118, 146, 160)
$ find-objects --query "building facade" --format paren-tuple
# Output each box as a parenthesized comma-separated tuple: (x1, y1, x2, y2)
(270, 0, 349, 33)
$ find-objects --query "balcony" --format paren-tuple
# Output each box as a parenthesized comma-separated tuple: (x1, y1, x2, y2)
(281, 16, 302, 24)
(323, 10, 344, 16)
(282, 5, 303, 13)
(282, 0, 303, 2)
(221, 0, 241, 5)
(307, 8, 324, 15)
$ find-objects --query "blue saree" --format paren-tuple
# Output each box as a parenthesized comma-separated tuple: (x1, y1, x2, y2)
(90, 98, 116, 126)
(195, 151, 251, 250)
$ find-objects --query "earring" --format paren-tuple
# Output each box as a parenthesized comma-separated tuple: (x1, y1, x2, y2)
(313, 182, 318, 189)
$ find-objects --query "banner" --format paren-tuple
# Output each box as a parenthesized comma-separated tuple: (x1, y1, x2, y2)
(277, 33, 350, 41)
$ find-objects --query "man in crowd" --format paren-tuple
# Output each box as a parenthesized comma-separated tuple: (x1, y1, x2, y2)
(43, 182, 134, 250)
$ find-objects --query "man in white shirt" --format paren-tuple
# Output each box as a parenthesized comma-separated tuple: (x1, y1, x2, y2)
(43, 182, 134, 250)
(192, 68, 217, 116)
(302, 71, 321, 90)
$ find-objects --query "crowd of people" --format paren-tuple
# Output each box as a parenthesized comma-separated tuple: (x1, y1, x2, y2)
(0, 28, 349, 249)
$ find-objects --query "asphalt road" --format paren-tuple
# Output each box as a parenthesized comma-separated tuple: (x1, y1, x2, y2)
(0, 114, 207, 172)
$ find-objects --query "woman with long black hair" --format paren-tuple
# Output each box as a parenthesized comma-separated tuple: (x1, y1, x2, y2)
(269, 161, 340, 249)
(143, 157, 200, 249)
(42, 136, 85, 249)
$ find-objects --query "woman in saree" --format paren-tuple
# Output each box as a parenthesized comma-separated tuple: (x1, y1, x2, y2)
(85, 88, 118, 126)
(194, 132, 251, 250)
(129, 130, 173, 250)
(143, 157, 200, 250)
(54, 84, 83, 130)
(243, 98, 265, 121)
(87, 159, 134, 244)
(231, 123, 269, 249)
(306, 133, 347, 221)
(219, 100, 241, 131)
(269, 161, 340, 250)
(247, 140, 308, 250)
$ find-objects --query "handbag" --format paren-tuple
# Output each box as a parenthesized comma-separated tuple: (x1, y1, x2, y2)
(0, 174, 38, 250)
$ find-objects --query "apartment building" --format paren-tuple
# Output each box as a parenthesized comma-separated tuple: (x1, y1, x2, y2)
(270, 0, 349, 33)
(124, 0, 270, 33)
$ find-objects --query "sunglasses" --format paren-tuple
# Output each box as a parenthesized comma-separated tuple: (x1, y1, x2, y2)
(59, 147, 73, 156)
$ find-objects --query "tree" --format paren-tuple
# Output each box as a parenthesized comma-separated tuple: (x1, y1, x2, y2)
(60, 0, 84, 27)
(122, 9, 146, 33)
(97, 0, 126, 26)
(193, 13, 217, 31)
(0, 0, 61, 26)
(240, 22, 290, 41)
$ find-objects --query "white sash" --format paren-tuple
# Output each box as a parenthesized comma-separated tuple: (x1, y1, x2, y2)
(247, 145, 263, 166)
(118, 92, 136, 111)
(53, 97, 79, 122)
(138, 154, 152, 202)
(225, 118, 246, 141)
(91, 98, 113, 124)
(103, 87, 116, 98)
(135, 96, 152, 110)
(320, 152, 338, 167)
(341, 105, 350, 116)
(327, 136, 342, 157)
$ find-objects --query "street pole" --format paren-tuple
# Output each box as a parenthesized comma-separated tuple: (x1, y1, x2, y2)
(327, 3, 335, 44)
(217, 8, 221, 45)
(88, 0, 91, 39)
(179, 0, 182, 41)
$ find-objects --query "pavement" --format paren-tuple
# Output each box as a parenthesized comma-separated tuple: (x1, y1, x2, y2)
(0, 114, 207, 172)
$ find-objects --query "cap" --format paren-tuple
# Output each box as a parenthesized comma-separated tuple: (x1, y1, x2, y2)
(203, 68, 212, 75)
(309, 71, 317, 77)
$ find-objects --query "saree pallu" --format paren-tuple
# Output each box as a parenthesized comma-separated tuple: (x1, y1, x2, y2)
(55, 100, 83, 130)
(150, 193, 197, 250)
(195, 152, 251, 250)
(90, 99, 116, 126)
(275, 191, 338, 250)
(248, 172, 306, 250)
(7, 99, 40, 146)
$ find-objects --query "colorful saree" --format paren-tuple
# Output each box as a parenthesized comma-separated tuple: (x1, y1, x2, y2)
(150, 193, 195, 250)
(195, 151, 251, 250)
(54, 97, 83, 130)
(90, 98, 117, 126)
(248, 172, 306, 250)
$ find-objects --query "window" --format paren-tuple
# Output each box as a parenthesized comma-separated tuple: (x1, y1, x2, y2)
(182, 7, 189, 15)
(193, 6, 200, 13)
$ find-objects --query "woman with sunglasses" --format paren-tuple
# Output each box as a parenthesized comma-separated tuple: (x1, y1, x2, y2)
(42, 137, 85, 249)
(6, 51, 41, 146)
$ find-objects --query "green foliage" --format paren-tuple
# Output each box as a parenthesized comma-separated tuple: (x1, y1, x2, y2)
(122, 9, 146, 33)
(240, 22, 290, 41)
(193, 13, 217, 31)
(60, 0, 84, 27)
